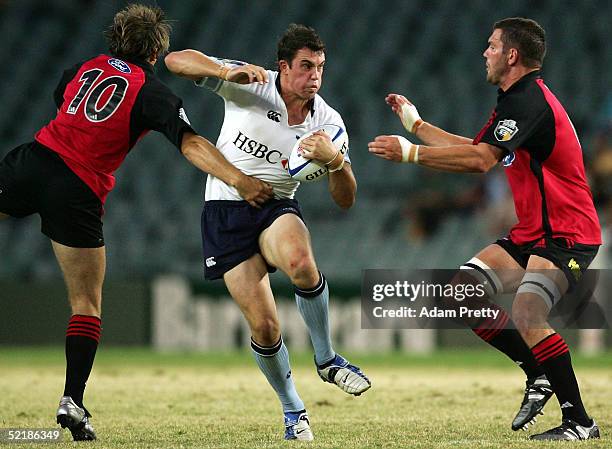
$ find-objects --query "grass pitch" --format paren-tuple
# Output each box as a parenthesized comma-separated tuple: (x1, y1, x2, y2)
(0, 348, 610, 448)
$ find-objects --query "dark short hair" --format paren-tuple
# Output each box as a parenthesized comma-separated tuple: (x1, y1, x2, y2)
(493, 18, 546, 68)
(277, 24, 325, 66)
(104, 4, 171, 61)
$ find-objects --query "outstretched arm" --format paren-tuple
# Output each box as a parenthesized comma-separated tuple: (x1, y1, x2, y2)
(368, 135, 503, 173)
(165, 49, 268, 85)
(386, 93, 473, 146)
(180, 132, 273, 207)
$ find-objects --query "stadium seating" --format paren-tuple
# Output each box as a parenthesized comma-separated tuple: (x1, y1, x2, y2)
(0, 0, 609, 281)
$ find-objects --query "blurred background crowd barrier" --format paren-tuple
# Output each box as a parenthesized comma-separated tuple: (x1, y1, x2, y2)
(0, 0, 609, 350)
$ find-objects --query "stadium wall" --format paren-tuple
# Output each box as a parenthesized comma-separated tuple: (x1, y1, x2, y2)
(1, 276, 610, 352)
(0, 280, 150, 345)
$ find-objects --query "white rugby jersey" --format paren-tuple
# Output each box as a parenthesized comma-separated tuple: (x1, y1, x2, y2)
(196, 57, 350, 201)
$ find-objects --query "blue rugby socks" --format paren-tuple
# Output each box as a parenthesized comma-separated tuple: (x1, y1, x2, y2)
(295, 272, 335, 365)
(251, 336, 305, 413)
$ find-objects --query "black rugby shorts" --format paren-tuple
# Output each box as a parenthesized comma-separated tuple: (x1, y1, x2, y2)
(495, 236, 599, 290)
(0, 141, 104, 248)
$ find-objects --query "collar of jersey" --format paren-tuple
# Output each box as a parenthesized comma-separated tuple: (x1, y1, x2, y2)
(498, 69, 541, 97)
(109, 54, 155, 74)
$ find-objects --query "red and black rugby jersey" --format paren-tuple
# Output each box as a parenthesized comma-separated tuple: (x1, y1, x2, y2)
(474, 71, 601, 245)
(36, 54, 196, 203)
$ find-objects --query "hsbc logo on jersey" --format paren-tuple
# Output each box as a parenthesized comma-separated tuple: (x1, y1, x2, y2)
(494, 119, 519, 142)
(233, 130, 283, 164)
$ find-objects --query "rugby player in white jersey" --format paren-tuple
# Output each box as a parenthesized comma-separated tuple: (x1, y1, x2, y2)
(165, 24, 370, 441)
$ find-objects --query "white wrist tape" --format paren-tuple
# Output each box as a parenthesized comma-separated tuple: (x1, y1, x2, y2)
(400, 102, 423, 133)
(394, 135, 419, 164)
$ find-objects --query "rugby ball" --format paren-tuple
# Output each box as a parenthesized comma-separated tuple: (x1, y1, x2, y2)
(288, 124, 348, 182)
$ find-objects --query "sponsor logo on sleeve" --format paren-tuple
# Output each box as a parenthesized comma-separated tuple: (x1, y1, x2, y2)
(494, 119, 519, 142)
(502, 151, 516, 167)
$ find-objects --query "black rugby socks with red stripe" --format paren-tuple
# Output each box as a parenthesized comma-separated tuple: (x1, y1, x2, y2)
(472, 309, 544, 379)
(63, 315, 101, 408)
(531, 333, 591, 426)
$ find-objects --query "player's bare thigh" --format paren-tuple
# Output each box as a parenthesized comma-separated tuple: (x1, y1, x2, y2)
(223, 253, 281, 345)
(0, 212, 9, 220)
(473, 243, 525, 292)
(258, 213, 319, 288)
(51, 240, 105, 317)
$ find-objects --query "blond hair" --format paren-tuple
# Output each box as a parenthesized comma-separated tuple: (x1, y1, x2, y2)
(104, 4, 171, 61)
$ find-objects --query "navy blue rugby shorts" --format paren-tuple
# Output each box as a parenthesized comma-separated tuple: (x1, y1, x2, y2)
(201, 198, 303, 280)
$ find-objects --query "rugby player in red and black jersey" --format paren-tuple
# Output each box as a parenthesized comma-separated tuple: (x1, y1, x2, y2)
(0, 4, 271, 441)
(369, 18, 600, 441)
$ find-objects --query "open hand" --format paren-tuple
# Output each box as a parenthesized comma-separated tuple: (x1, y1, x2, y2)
(385, 94, 423, 133)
